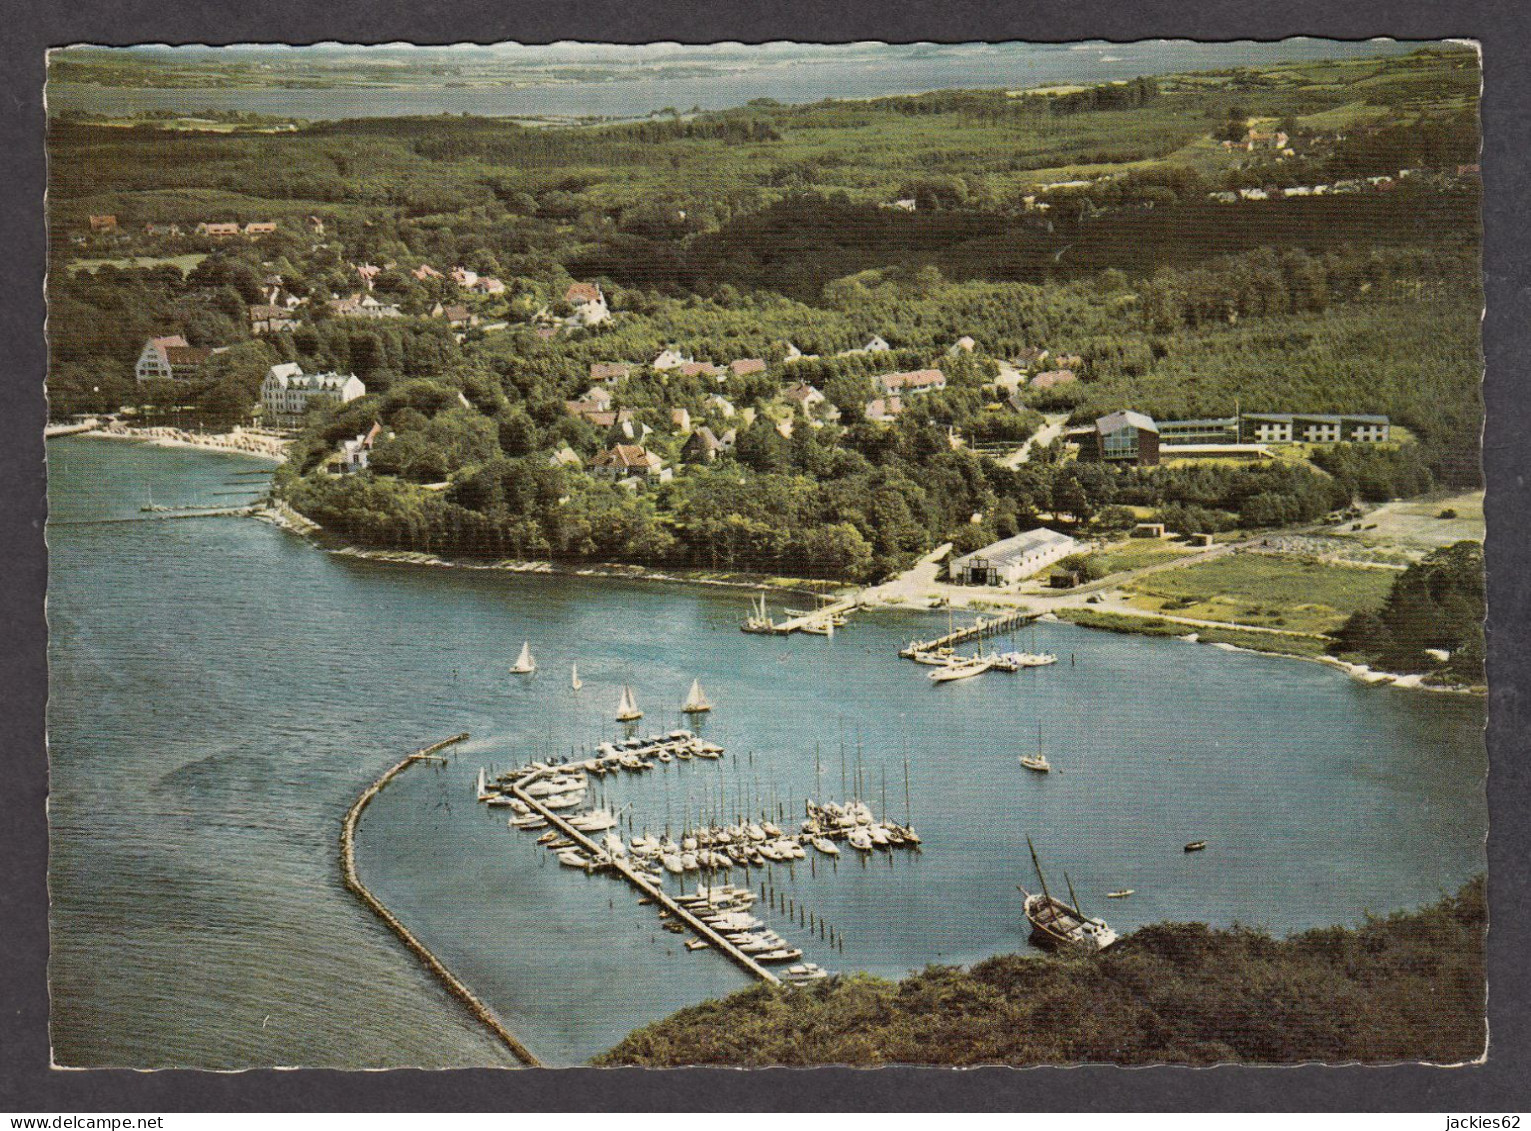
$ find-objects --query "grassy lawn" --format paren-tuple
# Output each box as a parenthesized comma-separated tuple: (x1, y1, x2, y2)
(68, 253, 206, 275)
(1090, 540, 1196, 575)
(1057, 607, 1333, 658)
(1120, 552, 1395, 634)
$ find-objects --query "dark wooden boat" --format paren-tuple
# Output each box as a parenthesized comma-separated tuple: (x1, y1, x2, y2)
(1020, 838, 1118, 953)
(1184, 840, 1207, 853)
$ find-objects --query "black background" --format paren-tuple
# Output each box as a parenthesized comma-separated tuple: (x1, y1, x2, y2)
(2, 0, 1527, 1112)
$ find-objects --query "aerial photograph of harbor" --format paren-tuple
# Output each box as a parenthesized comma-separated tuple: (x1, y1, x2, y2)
(44, 38, 1486, 1069)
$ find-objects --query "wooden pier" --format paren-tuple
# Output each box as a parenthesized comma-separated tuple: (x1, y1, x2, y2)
(899, 608, 1039, 658)
(508, 764, 781, 986)
(341, 733, 542, 1066)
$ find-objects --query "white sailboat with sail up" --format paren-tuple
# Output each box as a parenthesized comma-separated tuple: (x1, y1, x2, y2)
(682, 678, 712, 714)
(570, 663, 582, 691)
(616, 684, 643, 722)
(511, 641, 536, 675)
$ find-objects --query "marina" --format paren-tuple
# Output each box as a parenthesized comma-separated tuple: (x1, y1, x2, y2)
(47, 439, 1487, 1067)
(470, 728, 927, 990)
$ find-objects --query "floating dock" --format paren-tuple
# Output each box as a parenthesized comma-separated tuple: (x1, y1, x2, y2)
(899, 608, 1039, 658)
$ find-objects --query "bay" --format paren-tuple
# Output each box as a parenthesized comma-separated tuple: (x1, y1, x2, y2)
(46, 436, 1486, 1067)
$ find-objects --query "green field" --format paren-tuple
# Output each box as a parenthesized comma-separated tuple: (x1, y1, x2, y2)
(1057, 607, 1332, 658)
(1121, 552, 1396, 635)
(1089, 540, 1197, 575)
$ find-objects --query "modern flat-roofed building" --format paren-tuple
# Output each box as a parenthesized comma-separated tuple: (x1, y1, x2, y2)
(1239, 413, 1390, 444)
(1157, 417, 1240, 445)
(948, 527, 1079, 586)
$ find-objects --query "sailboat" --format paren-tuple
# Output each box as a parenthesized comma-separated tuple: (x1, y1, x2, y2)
(1020, 721, 1051, 773)
(616, 684, 643, 722)
(742, 593, 776, 634)
(570, 663, 583, 691)
(511, 641, 536, 675)
(682, 678, 712, 715)
(1019, 838, 1117, 953)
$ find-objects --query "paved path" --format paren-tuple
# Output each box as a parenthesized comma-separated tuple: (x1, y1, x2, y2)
(1002, 413, 1069, 468)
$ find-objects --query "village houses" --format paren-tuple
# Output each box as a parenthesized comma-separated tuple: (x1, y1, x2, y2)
(876, 368, 947, 396)
(590, 362, 631, 386)
(590, 443, 668, 484)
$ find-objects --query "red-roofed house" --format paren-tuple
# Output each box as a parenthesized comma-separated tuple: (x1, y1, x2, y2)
(564, 387, 615, 420)
(243, 221, 277, 236)
(88, 214, 117, 232)
(729, 358, 767, 378)
(590, 443, 665, 482)
(196, 222, 241, 238)
(678, 360, 723, 379)
(877, 369, 946, 396)
(865, 396, 904, 423)
(412, 264, 443, 282)
(135, 335, 212, 383)
(1029, 369, 1077, 391)
(564, 282, 610, 327)
(590, 362, 631, 386)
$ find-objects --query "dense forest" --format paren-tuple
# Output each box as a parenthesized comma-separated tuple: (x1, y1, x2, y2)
(597, 879, 1485, 1066)
(47, 47, 1483, 581)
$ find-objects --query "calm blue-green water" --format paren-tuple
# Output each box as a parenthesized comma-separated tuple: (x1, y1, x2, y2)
(47, 436, 1486, 1067)
(46, 40, 1421, 121)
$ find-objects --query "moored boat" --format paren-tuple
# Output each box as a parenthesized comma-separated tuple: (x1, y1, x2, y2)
(930, 655, 993, 683)
(1020, 837, 1117, 953)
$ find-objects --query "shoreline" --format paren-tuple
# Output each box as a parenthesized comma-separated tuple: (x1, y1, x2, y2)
(256, 502, 852, 600)
(259, 501, 1484, 698)
(66, 424, 289, 463)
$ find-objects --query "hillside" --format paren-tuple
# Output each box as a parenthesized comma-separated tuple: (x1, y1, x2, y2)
(596, 880, 1485, 1067)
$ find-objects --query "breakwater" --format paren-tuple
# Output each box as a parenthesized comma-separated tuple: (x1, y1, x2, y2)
(341, 733, 541, 1067)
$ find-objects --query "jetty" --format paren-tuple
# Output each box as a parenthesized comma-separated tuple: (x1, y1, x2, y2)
(49, 506, 263, 527)
(899, 608, 1038, 658)
(341, 733, 541, 1066)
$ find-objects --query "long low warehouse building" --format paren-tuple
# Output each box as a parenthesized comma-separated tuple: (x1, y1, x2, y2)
(949, 528, 1079, 586)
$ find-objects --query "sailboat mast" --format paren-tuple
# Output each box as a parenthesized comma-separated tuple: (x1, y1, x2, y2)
(1027, 836, 1054, 904)
(1064, 872, 1085, 918)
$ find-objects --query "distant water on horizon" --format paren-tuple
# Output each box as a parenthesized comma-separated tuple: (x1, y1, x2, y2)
(46, 437, 1485, 1067)
(46, 40, 1424, 121)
